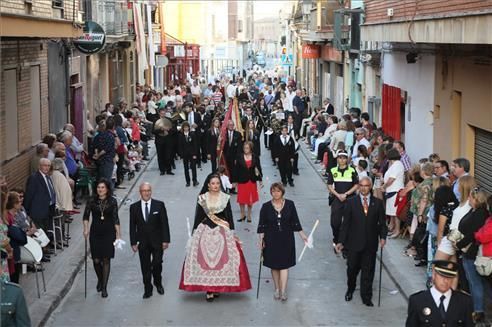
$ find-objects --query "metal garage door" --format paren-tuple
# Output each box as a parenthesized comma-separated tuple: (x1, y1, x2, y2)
(475, 128, 492, 194)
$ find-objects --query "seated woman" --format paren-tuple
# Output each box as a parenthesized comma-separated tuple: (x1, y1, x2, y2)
(179, 174, 252, 302)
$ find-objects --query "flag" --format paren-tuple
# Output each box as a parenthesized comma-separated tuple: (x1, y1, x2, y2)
(217, 98, 242, 177)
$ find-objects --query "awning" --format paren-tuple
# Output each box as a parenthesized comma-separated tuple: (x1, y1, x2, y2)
(0, 14, 83, 38)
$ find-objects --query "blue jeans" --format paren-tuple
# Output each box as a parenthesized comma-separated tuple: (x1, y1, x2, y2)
(462, 256, 488, 312)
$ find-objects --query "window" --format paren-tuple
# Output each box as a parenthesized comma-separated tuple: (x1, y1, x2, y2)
(4, 69, 19, 159)
(52, 0, 63, 8)
(238, 20, 243, 33)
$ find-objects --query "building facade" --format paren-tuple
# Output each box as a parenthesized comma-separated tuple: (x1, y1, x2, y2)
(1, 0, 83, 188)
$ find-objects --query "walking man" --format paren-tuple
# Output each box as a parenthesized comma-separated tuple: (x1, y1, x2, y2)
(130, 183, 171, 299)
(336, 176, 387, 307)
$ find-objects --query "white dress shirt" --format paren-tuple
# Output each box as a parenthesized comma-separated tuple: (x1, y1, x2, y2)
(430, 286, 452, 311)
(141, 199, 152, 221)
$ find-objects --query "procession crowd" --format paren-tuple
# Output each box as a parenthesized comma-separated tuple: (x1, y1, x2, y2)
(2, 67, 492, 326)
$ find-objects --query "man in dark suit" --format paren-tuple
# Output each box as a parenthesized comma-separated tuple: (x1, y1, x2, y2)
(130, 183, 171, 299)
(184, 103, 204, 167)
(286, 114, 300, 175)
(178, 122, 199, 187)
(206, 118, 221, 173)
(23, 158, 56, 254)
(153, 108, 175, 175)
(336, 176, 387, 307)
(406, 260, 473, 326)
(223, 120, 243, 193)
(273, 125, 296, 187)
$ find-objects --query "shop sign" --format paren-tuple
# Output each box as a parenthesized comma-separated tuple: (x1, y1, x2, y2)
(73, 21, 106, 54)
(302, 44, 320, 59)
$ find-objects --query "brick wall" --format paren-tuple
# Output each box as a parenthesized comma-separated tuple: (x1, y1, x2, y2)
(364, 0, 492, 24)
(0, 0, 78, 22)
(0, 39, 49, 189)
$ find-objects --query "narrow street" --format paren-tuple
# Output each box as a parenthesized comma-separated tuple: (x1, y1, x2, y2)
(47, 146, 406, 326)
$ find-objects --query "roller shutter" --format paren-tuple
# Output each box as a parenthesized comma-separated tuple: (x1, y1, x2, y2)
(474, 128, 492, 194)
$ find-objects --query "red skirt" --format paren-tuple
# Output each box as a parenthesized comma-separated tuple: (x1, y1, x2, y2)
(237, 181, 259, 205)
(179, 224, 252, 293)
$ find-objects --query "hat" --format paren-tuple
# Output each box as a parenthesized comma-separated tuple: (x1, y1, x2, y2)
(336, 150, 348, 158)
(433, 260, 458, 278)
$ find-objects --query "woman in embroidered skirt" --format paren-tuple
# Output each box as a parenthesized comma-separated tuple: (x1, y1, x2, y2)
(235, 141, 263, 223)
(179, 173, 252, 302)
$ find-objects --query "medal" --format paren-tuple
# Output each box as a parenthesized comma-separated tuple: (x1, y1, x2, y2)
(101, 215, 105, 221)
(98, 198, 108, 221)
(422, 307, 431, 316)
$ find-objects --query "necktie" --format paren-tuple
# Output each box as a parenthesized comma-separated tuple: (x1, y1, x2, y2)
(363, 197, 368, 215)
(250, 131, 253, 140)
(145, 202, 149, 222)
(215, 128, 218, 136)
(46, 175, 56, 205)
(283, 136, 287, 146)
(439, 295, 446, 319)
(188, 113, 193, 125)
(229, 132, 233, 146)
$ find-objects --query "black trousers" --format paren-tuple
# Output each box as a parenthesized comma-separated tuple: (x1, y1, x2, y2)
(278, 160, 293, 184)
(200, 136, 208, 162)
(292, 153, 299, 174)
(346, 248, 377, 301)
(330, 198, 346, 244)
(318, 143, 328, 161)
(210, 154, 217, 173)
(183, 156, 197, 184)
(156, 142, 172, 173)
(138, 242, 163, 293)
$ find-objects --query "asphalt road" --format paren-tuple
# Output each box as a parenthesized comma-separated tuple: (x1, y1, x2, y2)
(47, 144, 407, 326)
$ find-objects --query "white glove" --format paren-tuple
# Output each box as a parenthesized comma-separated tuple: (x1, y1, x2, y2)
(113, 238, 126, 250)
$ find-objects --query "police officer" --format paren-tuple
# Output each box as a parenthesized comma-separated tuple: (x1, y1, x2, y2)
(327, 150, 358, 253)
(0, 279, 31, 327)
(406, 260, 473, 326)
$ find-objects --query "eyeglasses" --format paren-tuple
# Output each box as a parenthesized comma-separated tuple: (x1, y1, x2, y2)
(359, 184, 371, 187)
(472, 187, 480, 194)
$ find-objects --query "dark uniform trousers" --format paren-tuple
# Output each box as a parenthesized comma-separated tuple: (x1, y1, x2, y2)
(347, 248, 377, 301)
(183, 156, 197, 184)
(330, 198, 346, 244)
(156, 139, 172, 173)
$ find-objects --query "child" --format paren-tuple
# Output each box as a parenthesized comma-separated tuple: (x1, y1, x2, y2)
(218, 166, 232, 193)
(357, 159, 369, 179)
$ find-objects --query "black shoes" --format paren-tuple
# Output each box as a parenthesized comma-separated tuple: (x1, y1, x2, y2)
(289, 181, 295, 187)
(193, 181, 199, 187)
(96, 281, 102, 292)
(156, 285, 165, 295)
(166, 171, 175, 175)
(345, 291, 353, 302)
(143, 292, 152, 299)
(101, 289, 108, 298)
(237, 216, 246, 222)
(160, 172, 165, 176)
(186, 183, 190, 187)
(363, 300, 374, 307)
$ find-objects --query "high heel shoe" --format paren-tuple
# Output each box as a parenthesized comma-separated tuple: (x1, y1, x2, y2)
(237, 216, 246, 222)
(96, 281, 102, 292)
(101, 289, 108, 298)
(206, 292, 214, 302)
(247, 217, 252, 223)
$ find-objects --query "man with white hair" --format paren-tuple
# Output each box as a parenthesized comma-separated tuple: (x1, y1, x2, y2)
(351, 128, 371, 161)
(64, 123, 84, 160)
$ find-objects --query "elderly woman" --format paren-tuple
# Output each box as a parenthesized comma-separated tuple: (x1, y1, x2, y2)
(258, 183, 308, 301)
(381, 149, 405, 238)
(329, 120, 348, 155)
(51, 158, 74, 212)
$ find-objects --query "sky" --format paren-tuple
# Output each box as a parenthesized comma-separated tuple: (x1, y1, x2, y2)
(253, 0, 295, 20)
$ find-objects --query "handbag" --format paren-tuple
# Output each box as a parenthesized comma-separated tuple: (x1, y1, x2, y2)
(395, 190, 410, 222)
(33, 228, 50, 247)
(474, 245, 492, 276)
(412, 223, 428, 246)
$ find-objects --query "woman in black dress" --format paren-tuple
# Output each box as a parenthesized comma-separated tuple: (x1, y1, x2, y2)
(257, 182, 308, 301)
(83, 179, 121, 298)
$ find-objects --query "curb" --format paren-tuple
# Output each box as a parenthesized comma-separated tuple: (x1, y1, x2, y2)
(298, 143, 410, 302)
(38, 152, 157, 327)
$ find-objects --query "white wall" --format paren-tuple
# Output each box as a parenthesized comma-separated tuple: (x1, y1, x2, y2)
(382, 52, 435, 162)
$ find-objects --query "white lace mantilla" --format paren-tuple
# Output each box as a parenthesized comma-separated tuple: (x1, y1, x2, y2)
(198, 192, 230, 215)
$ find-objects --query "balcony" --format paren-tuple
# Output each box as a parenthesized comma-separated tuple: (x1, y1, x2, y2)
(88, 0, 128, 37)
